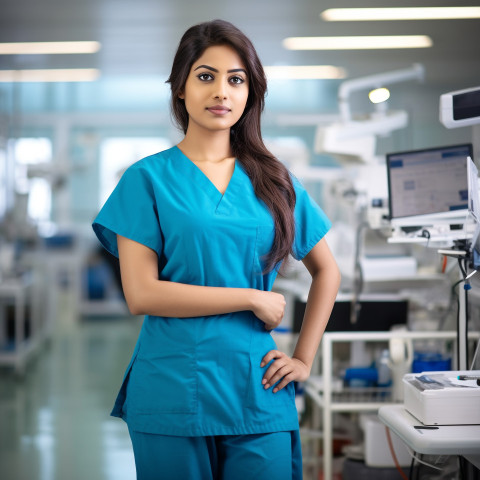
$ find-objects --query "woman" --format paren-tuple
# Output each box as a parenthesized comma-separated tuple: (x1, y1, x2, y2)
(93, 19, 340, 480)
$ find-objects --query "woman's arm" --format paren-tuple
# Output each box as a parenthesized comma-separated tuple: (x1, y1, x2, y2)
(261, 238, 341, 392)
(117, 234, 286, 325)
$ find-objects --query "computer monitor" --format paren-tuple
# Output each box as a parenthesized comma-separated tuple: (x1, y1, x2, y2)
(386, 143, 474, 228)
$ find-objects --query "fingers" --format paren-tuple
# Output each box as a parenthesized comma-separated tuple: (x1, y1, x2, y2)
(273, 372, 296, 393)
(260, 349, 283, 368)
(260, 350, 295, 393)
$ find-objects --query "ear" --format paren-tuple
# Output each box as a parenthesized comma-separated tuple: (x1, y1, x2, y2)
(178, 90, 185, 100)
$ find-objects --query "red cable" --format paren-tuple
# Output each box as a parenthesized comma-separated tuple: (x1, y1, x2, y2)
(442, 255, 448, 273)
(385, 426, 409, 480)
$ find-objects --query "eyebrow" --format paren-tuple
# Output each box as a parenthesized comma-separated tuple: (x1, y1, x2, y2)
(194, 64, 247, 75)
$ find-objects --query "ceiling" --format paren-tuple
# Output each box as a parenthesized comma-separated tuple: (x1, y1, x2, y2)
(1, 0, 480, 91)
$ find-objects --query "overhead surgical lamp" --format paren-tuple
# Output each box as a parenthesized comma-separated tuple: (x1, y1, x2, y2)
(315, 63, 425, 164)
(368, 87, 390, 104)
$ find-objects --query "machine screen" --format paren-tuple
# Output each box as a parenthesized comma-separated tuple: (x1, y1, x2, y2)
(387, 144, 472, 219)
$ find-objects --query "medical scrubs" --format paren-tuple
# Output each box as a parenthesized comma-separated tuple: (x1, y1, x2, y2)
(92, 146, 331, 470)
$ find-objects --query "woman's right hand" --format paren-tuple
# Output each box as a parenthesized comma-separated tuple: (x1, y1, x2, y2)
(250, 290, 286, 330)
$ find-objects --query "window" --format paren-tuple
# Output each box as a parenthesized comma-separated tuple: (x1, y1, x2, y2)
(9, 137, 53, 224)
(99, 137, 171, 207)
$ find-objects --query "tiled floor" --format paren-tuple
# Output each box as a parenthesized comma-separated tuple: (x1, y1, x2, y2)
(0, 304, 142, 480)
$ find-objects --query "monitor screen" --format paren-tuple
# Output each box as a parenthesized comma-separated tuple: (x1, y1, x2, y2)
(387, 143, 473, 221)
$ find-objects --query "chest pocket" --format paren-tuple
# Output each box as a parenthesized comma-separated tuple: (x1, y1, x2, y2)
(252, 225, 275, 280)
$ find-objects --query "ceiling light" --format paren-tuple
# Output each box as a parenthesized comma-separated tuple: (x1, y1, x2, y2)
(321, 7, 480, 21)
(0, 69, 101, 82)
(0, 41, 101, 55)
(283, 35, 433, 50)
(264, 65, 347, 79)
(369, 88, 391, 104)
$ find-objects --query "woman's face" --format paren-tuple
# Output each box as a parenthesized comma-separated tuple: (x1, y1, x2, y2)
(179, 45, 249, 135)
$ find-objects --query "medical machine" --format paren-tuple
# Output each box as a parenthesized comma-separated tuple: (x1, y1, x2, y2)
(403, 370, 480, 425)
(440, 86, 480, 129)
(386, 143, 474, 229)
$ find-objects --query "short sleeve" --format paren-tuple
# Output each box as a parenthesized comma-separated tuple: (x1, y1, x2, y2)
(92, 164, 163, 258)
(292, 176, 332, 261)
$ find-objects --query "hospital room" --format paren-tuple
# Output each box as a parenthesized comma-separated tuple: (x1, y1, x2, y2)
(1, 1, 480, 479)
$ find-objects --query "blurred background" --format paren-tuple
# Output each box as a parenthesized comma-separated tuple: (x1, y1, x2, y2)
(1, 1, 480, 479)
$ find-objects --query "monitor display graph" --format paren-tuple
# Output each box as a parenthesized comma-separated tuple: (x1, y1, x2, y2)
(387, 144, 473, 221)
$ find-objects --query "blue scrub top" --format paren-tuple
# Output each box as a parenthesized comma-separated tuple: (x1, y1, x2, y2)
(92, 146, 331, 436)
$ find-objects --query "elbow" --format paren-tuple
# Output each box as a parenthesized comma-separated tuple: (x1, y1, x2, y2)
(126, 301, 144, 316)
(124, 290, 147, 316)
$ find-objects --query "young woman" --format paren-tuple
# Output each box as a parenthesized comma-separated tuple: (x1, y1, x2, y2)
(93, 19, 340, 480)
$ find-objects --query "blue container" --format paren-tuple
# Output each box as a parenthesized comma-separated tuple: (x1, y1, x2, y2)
(344, 366, 378, 387)
(412, 352, 451, 373)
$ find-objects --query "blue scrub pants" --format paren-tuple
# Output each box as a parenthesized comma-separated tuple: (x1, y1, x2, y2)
(128, 427, 303, 480)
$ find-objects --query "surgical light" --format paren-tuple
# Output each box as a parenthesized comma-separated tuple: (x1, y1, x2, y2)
(369, 88, 390, 104)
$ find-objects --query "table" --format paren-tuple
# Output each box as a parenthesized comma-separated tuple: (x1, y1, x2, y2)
(378, 404, 480, 469)
(0, 274, 41, 375)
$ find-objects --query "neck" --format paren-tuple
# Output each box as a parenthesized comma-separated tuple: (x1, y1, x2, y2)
(178, 126, 232, 163)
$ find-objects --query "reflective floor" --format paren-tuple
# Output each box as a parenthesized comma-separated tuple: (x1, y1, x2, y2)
(0, 297, 142, 480)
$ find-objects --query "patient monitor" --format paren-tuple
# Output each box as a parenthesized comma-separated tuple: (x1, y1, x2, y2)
(386, 143, 475, 230)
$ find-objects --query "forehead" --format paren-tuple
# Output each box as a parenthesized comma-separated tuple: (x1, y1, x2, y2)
(192, 45, 246, 71)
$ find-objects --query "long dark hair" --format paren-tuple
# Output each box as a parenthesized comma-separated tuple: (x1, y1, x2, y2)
(166, 19, 296, 272)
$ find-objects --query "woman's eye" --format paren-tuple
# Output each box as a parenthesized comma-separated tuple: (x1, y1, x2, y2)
(230, 76, 244, 85)
(198, 73, 213, 81)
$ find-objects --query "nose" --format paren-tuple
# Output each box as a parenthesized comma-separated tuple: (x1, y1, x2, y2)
(213, 82, 227, 100)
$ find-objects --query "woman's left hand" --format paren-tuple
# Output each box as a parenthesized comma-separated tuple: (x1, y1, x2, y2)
(260, 350, 310, 393)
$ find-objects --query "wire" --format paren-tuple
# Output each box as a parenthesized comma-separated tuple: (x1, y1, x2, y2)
(465, 281, 469, 365)
(470, 338, 480, 369)
(441, 255, 448, 273)
(409, 455, 416, 480)
(422, 229, 431, 248)
(385, 426, 409, 480)
(459, 455, 466, 480)
(404, 445, 443, 471)
(456, 257, 472, 368)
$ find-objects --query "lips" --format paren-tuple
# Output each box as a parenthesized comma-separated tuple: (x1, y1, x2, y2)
(206, 105, 230, 115)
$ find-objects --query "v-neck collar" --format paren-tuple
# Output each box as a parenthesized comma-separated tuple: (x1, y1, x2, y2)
(173, 145, 239, 213)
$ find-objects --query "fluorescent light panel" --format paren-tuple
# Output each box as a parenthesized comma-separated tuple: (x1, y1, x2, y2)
(0, 69, 101, 82)
(0, 41, 101, 55)
(283, 35, 432, 50)
(321, 7, 480, 21)
(264, 65, 347, 79)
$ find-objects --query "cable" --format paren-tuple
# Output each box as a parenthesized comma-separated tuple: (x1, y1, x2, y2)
(405, 445, 443, 471)
(441, 255, 448, 273)
(470, 338, 480, 369)
(409, 455, 416, 480)
(457, 257, 471, 369)
(420, 229, 431, 248)
(456, 282, 461, 369)
(385, 426, 409, 480)
(465, 281, 470, 365)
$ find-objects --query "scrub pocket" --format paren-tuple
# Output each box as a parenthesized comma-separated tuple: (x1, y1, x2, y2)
(128, 347, 198, 414)
(245, 350, 295, 412)
(252, 225, 275, 279)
